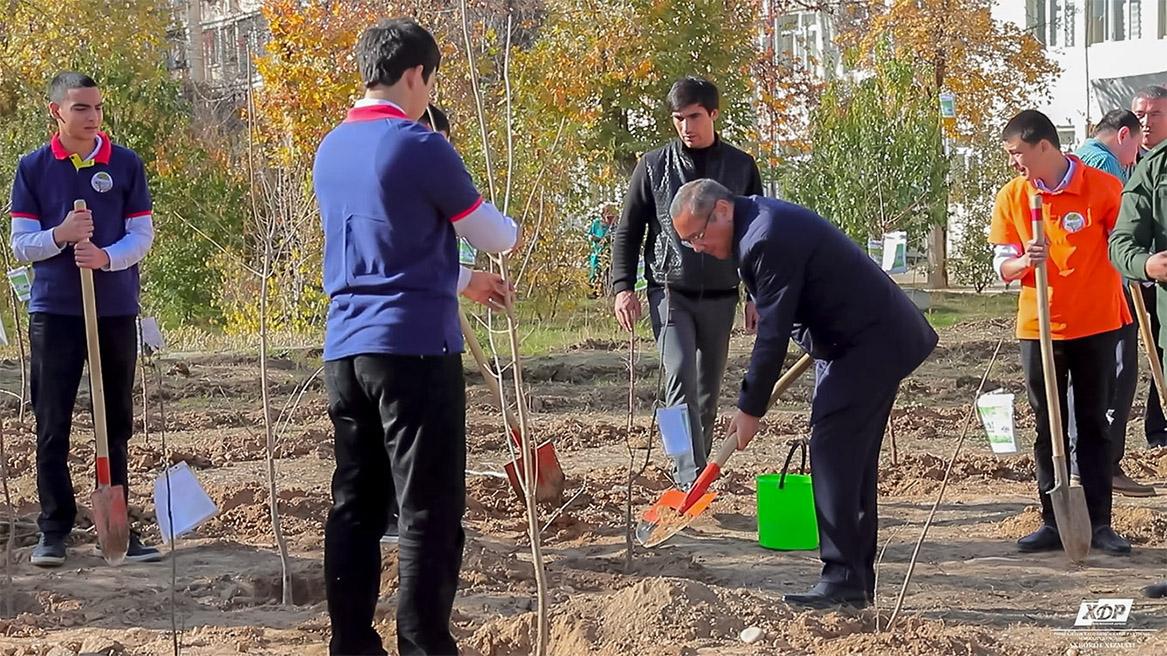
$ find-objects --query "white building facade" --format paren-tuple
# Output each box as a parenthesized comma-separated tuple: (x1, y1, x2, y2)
(995, 1, 1167, 147)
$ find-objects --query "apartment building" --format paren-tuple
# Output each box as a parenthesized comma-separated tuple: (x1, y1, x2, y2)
(171, 0, 266, 90)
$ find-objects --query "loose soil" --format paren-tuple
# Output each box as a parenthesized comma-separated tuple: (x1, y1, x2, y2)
(2, 315, 1167, 654)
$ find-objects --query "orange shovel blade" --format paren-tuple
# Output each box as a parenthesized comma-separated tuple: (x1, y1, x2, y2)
(91, 484, 129, 566)
(503, 440, 566, 505)
(634, 488, 717, 548)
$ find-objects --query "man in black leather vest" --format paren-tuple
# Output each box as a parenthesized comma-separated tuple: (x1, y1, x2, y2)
(610, 77, 764, 488)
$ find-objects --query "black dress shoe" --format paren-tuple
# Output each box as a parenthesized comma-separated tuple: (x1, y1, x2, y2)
(784, 588, 870, 610)
(1017, 525, 1062, 553)
(1143, 581, 1167, 598)
(1091, 525, 1132, 555)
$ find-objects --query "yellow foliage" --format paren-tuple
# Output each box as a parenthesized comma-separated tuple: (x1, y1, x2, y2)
(844, 0, 1059, 138)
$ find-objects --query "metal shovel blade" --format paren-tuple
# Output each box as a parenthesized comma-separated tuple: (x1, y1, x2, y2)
(503, 439, 566, 505)
(634, 488, 717, 548)
(1048, 481, 1091, 563)
(91, 484, 129, 566)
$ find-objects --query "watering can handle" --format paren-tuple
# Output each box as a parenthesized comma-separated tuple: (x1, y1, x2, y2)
(778, 438, 809, 489)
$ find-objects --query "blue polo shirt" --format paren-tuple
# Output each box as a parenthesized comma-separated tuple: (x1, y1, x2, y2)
(314, 103, 484, 360)
(9, 133, 151, 316)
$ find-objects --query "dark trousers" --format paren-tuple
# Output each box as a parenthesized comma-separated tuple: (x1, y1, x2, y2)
(31, 312, 138, 539)
(808, 348, 901, 599)
(647, 287, 737, 487)
(1067, 317, 1138, 475)
(1020, 330, 1117, 529)
(1142, 284, 1167, 443)
(324, 354, 466, 656)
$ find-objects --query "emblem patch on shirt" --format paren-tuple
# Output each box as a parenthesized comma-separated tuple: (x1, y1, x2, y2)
(1062, 211, 1086, 233)
(90, 171, 113, 193)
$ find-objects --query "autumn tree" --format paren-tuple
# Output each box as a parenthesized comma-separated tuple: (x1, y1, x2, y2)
(837, 0, 1058, 288)
(0, 0, 248, 326)
(782, 48, 946, 249)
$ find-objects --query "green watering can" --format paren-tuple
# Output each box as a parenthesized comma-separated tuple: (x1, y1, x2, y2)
(757, 438, 819, 551)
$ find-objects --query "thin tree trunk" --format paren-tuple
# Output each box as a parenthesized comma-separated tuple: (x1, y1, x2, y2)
(259, 245, 292, 605)
(139, 336, 180, 655)
(623, 331, 637, 572)
(246, 45, 292, 606)
(1, 418, 14, 619)
(1, 242, 28, 425)
(501, 273, 549, 656)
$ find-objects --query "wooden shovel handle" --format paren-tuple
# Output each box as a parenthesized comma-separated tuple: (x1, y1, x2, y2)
(1031, 197, 1069, 475)
(458, 308, 521, 433)
(75, 199, 112, 484)
(1131, 282, 1167, 408)
(711, 351, 815, 469)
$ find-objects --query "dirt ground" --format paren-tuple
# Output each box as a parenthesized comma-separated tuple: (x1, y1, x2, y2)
(2, 313, 1167, 655)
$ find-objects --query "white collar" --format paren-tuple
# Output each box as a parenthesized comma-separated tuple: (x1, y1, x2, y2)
(354, 98, 406, 113)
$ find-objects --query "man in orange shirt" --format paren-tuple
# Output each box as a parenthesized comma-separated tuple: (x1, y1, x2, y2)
(990, 110, 1132, 555)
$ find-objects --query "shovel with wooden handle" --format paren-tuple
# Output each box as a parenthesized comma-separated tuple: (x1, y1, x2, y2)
(75, 199, 129, 565)
(636, 352, 814, 548)
(1130, 282, 1167, 414)
(1031, 193, 1091, 564)
(458, 308, 566, 504)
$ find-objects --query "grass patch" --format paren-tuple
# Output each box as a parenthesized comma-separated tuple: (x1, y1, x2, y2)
(923, 290, 1016, 329)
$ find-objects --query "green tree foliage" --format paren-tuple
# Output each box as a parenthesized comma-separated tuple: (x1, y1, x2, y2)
(781, 50, 946, 247)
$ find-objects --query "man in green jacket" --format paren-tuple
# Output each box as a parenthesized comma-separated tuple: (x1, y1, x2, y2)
(1108, 131, 1167, 602)
(1109, 139, 1167, 367)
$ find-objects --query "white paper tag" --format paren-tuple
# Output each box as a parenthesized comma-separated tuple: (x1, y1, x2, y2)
(140, 316, 165, 352)
(976, 391, 1017, 454)
(656, 404, 693, 457)
(153, 461, 218, 543)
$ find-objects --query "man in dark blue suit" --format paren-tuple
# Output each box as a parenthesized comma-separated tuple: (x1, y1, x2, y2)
(670, 179, 938, 609)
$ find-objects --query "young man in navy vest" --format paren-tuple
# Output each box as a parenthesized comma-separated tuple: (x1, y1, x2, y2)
(670, 179, 937, 609)
(8, 72, 159, 567)
(313, 20, 517, 655)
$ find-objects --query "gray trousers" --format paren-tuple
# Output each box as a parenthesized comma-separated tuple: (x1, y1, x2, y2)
(648, 287, 738, 487)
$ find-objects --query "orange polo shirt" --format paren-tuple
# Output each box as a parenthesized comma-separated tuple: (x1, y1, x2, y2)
(989, 156, 1131, 341)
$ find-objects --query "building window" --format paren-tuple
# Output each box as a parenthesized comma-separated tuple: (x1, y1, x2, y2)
(1057, 126, 1077, 150)
(1129, 0, 1142, 38)
(1087, 0, 1107, 44)
(1027, 0, 1048, 44)
(202, 29, 218, 71)
(1161, 0, 1167, 37)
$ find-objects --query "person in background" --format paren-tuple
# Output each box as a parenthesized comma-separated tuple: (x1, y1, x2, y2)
(10, 71, 160, 568)
(1130, 86, 1167, 447)
(1069, 108, 1156, 497)
(379, 101, 462, 547)
(609, 76, 764, 489)
(1112, 85, 1167, 603)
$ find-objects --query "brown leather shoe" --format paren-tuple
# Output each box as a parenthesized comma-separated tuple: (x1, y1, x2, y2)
(1113, 471, 1156, 498)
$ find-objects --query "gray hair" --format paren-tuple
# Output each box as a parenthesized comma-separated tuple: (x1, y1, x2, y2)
(1133, 85, 1167, 101)
(669, 178, 732, 221)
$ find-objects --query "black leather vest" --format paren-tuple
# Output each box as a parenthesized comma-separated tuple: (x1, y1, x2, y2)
(645, 138, 757, 292)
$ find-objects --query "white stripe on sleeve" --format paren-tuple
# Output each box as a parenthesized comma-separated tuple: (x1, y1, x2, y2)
(102, 214, 155, 272)
(453, 201, 518, 253)
(10, 217, 63, 263)
(992, 244, 1022, 282)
